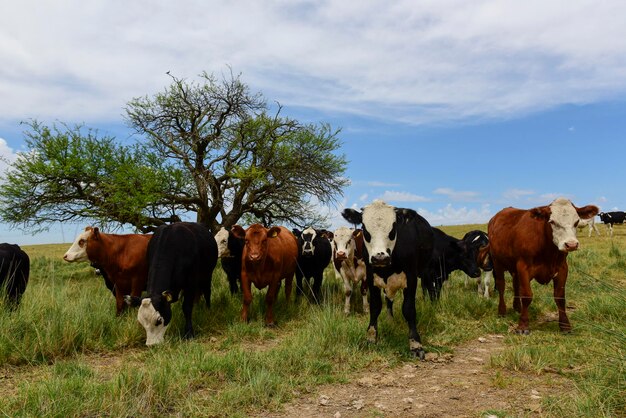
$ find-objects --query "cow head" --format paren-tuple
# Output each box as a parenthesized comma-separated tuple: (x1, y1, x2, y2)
(530, 198, 599, 252)
(342, 200, 418, 267)
(462, 231, 489, 275)
(452, 240, 482, 278)
(63, 226, 99, 262)
(137, 292, 173, 346)
(299, 227, 317, 257)
(332, 226, 358, 262)
(232, 223, 281, 263)
(214, 227, 230, 258)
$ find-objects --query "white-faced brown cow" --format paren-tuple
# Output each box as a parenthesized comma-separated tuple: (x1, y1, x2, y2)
(63, 227, 152, 315)
(231, 224, 298, 326)
(488, 197, 599, 334)
(331, 226, 368, 314)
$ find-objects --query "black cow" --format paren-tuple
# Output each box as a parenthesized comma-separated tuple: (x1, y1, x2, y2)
(214, 227, 244, 295)
(598, 211, 626, 237)
(420, 228, 483, 300)
(343, 200, 434, 359)
(292, 227, 332, 302)
(127, 222, 217, 345)
(461, 230, 494, 298)
(0, 243, 30, 308)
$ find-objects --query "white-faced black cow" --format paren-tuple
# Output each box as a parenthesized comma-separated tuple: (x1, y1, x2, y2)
(420, 228, 483, 300)
(292, 227, 332, 302)
(214, 227, 244, 295)
(0, 243, 30, 308)
(343, 200, 434, 359)
(461, 230, 493, 298)
(598, 211, 626, 237)
(129, 222, 217, 346)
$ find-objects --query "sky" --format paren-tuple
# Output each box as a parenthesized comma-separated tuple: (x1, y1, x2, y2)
(1, 0, 626, 245)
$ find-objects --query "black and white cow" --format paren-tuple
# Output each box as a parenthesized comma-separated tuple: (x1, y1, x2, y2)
(420, 228, 483, 300)
(128, 222, 217, 346)
(461, 230, 493, 298)
(343, 200, 434, 359)
(292, 227, 332, 302)
(0, 243, 30, 308)
(214, 227, 244, 295)
(598, 211, 626, 237)
(576, 216, 600, 237)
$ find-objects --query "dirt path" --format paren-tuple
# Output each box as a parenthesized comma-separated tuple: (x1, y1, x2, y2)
(256, 334, 571, 418)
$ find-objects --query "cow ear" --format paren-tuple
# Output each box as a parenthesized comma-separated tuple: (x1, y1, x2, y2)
(92, 227, 100, 239)
(530, 206, 551, 220)
(162, 291, 173, 303)
(292, 228, 301, 237)
(231, 225, 246, 239)
(576, 205, 600, 220)
(268, 227, 281, 238)
(353, 229, 362, 238)
(323, 231, 333, 240)
(395, 208, 418, 224)
(342, 208, 363, 225)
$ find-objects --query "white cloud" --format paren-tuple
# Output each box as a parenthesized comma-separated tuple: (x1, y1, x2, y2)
(367, 181, 401, 187)
(378, 191, 431, 203)
(2, 1, 626, 124)
(434, 187, 480, 201)
(419, 204, 493, 226)
(503, 188, 535, 200)
(0, 138, 18, 176)
(358, 193, 369, 202)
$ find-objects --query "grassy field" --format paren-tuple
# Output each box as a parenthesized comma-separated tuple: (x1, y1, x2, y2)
(0, 223, 623, 417)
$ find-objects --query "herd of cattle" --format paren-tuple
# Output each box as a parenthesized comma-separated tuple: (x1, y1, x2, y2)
(0, 200, 623, 357)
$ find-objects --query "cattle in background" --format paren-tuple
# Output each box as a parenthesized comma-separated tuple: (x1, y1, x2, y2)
(292, 227, 332, 302)
(231, 224, 298, 326)
(131, 222, 217, 345)
(598, 211, 626, 237)
(488, 198, 599, 334)
(576, 216, 600, 237)
(0, 243, 30, 308)
(461, 230, 494, 298)
(420, 228, 482, 300)
(214, 227, 244, 295)
(343, 200, 434, 359)
(63, 227, 152, 315)
(331, 227, 368, 314)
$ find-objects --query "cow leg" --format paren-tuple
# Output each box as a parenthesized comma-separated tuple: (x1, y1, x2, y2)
(241, 271, 253, 323)
(284, 275, 293, 302)
(360, 279, 369, 314)
(512, 271, 521, 313)
(516, 271, 533, 334)
(482, 270, 493, 298)
(264, 280, 280, 327)
(494, 266, 507, 315)
(554, 265, 571, 332)
(342, 275, 352, 314)
(402, 278, 424, 360)
(312, 271, 323, 304)
(367, 282, 382, 344)
(182, 295, 195, 339)
(228, 273, 239, 295)
(114, 288, 126, 316)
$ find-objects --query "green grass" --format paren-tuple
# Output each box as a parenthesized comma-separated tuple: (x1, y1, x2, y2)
(0, 225, 624, 417)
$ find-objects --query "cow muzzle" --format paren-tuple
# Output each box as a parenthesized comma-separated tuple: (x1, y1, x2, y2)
(371, 253, 391, 267)
(563, 240, 579, 252)
(335, 251, 347, 261)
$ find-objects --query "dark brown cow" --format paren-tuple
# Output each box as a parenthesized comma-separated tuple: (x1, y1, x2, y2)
(63, 227, 152, 315)
(231, 224, 298, 326)
(488, 198, 599, 334)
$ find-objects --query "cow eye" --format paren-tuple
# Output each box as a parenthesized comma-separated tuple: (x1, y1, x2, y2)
(388, 226, 396, 241)
(156, 317, 163, 326)
(362, 228, 371, 242)
(574, 220, 579, 227)
(78, 239, 85, 247)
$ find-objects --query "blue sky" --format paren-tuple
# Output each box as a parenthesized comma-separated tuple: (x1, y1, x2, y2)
(1, 1, 626, 245)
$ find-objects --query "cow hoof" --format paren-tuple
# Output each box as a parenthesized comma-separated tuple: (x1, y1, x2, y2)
(411, 348, 426, 361)
(515, 329, 530, 335)
(366, 326, 377, 343)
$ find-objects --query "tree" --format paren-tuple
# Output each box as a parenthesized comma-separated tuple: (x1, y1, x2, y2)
(0, 71, 349, 233)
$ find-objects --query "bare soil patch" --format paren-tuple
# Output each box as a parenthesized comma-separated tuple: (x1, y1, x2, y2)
(255, 334, 573, 418)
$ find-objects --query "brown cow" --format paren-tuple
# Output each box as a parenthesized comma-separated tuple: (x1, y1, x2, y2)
(488, 198, 598, 334)
(231, 224, 298, 326)
(63, 227, 152, 315)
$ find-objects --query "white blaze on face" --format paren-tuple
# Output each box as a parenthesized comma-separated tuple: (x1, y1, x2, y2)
(332, 227, 355, 259)
(137, 298, 168, 346)
(301, 227, 317, 255)
(548, 198, 581, 252)
(362, 200, 397, 263)
(214, 227, 230, 258)
(63, 229, 91, 262)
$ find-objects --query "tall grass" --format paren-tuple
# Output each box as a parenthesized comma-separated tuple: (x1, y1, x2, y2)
(0, 227, 624, 417)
